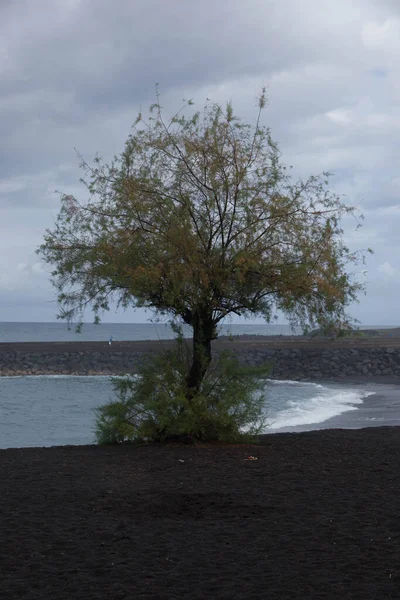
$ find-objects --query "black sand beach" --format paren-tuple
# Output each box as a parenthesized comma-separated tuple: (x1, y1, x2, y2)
(1, 427, 400, 599)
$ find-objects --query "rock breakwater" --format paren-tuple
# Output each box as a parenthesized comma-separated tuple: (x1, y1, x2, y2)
(1, 338, 400, 379)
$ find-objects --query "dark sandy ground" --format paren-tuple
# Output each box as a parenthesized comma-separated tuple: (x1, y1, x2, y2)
(1, 427, 400, 599)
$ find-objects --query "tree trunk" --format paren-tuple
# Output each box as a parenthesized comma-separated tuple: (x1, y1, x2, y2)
(186, 311, 215, 399)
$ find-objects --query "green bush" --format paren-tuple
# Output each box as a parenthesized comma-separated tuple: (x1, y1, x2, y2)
(94, 338, 270, 444)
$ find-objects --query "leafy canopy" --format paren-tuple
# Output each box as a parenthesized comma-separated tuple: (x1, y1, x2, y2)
(38, 87, 369, 332)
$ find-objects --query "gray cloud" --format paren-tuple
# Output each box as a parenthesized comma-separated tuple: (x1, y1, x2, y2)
(0, 0, 399, 323)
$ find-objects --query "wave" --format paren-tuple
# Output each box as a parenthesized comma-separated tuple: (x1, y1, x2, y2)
(265, 388, 375, 430)
(0, 374, 124, 380)
(266, 379, 324, 389)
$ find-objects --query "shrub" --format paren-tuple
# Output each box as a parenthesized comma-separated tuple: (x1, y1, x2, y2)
(94, 337, 270, 444)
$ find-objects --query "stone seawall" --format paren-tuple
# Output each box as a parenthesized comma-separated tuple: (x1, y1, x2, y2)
(1, 339, 400, 379)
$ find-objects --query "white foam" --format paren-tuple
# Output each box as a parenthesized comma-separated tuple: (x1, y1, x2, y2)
(265, 389, 375, 429)
(0, 374, 114, 381)
(266, 379, 324, 389)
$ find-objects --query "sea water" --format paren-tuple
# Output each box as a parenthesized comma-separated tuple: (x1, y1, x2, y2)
(0, 321, 395, 343)
(0, 321, 299, 342)
(1, 321, 396, 449)
(0, 375, 375, 449)
(265, 379, 375, 429)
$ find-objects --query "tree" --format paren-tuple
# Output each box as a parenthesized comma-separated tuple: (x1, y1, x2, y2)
(38, 87, 369, 400)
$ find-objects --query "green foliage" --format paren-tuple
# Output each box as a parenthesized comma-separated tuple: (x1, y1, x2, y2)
(94, 338, 270, 444)
(38, 86, 369, 335)
(39, 86, 372, 442)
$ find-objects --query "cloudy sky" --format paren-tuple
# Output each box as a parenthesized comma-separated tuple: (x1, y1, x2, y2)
(1, 0, 399, 325)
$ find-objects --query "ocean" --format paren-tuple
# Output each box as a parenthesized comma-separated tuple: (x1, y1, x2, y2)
(0, 320, 395, 343)
(0, 321, 299, 342)
(1, 322, 400, 449)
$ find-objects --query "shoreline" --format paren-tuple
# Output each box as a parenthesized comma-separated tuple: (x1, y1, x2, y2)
(263, 379, 400, 435)
(1, 370, 400, 384)
(1, 375, 400, 449)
